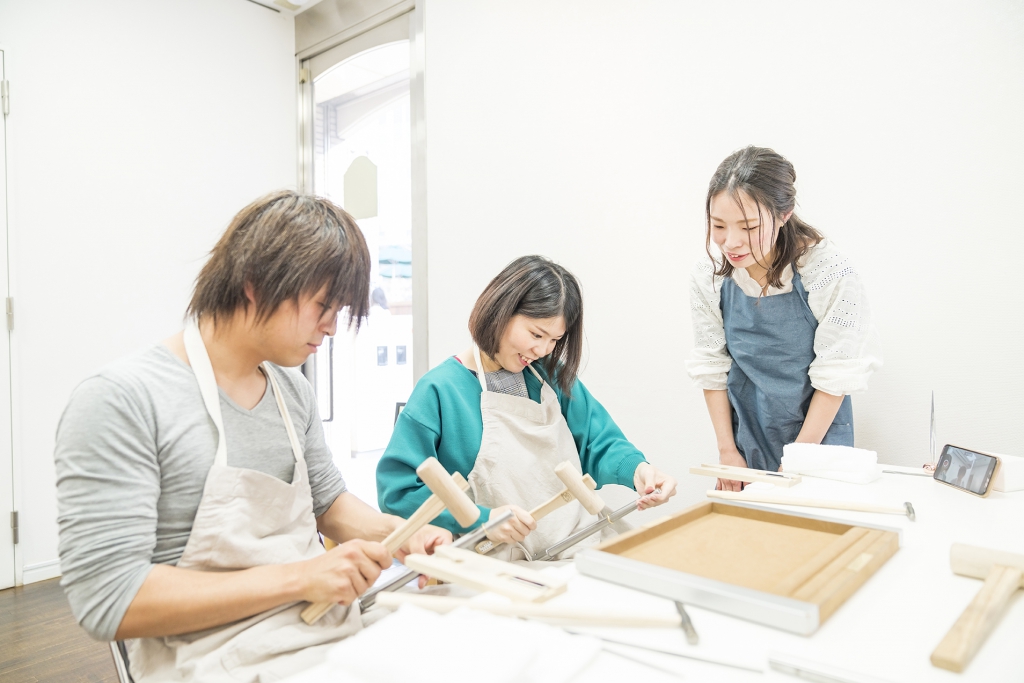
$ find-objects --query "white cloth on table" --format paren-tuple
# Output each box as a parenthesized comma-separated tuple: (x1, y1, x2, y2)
(781, 443, 881, 484)
(325, 604, 601, 683)
(686, 239, 883, 396)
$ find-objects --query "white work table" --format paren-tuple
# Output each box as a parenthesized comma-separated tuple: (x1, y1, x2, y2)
(284, 471, 1023, 682)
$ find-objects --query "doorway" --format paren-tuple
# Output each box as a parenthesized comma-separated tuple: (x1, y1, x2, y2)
(302, 18, 415, 508)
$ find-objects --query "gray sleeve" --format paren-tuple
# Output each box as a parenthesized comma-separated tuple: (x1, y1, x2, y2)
(55, 377, 160, 641)
(292, 373, 346, 517)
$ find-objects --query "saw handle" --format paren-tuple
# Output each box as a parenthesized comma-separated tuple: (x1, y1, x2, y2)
(930, 565, 1023, 672)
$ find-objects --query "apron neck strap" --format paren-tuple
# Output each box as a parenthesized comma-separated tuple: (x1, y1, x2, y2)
(184, 320, 229, 467)
(262, 362, 305, 464)
(473, 344, 544, 391)
(472, 345, 489, 393)
(183, 320, 304, 467)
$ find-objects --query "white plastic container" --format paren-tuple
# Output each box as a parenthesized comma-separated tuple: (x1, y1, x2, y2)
(992, 452, 1024, 492)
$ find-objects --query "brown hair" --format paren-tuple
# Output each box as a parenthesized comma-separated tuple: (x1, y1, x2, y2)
(705, 146, 823, 289)
(468, 255, 583, 395)
(188, 190, 370, 329)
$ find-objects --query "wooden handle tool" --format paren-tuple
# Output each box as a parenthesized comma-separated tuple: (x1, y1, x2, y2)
(301, 459, 479, 625)
(707, 490, 915, 519)
(374, 592, 683, 627)
(931, 544, 1024, 672)
(475, 470, 597, 554)
(691, 463, 801, 487)
(554, 461, 609, 516)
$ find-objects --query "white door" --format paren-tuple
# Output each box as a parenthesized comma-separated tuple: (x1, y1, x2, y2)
(0, 49, 15, 590)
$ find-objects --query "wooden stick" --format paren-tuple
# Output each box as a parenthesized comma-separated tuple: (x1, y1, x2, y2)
(691, 463, 801, 487)
(555, 462, 607, 515)
(417, 459, 480, 528)
(707, 490, 909, 516)
(374, 592, 683, 628)
(931, 565, 1023, 672)
(931, 544, 1024, 672)
(530, 474, 597, 519)
(301, 461, 476, 625)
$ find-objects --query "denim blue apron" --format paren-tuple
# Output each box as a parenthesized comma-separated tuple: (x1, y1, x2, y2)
(721, 270, 853, 472)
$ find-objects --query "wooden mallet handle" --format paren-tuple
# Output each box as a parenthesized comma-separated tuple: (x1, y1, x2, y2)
(530, 474, 597, 520)
(301, 459, 477, 625)
(475, 473, 596, 553)
(930, 565, 1023, 672)
(555, 461, 606, 515)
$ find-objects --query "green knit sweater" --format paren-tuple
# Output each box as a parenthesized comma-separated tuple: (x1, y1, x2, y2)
(376, 357, 647, 533)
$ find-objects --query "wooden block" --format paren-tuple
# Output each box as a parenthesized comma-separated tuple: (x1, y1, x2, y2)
(691, 463, 801, 487)
(403, 545, 568, 602)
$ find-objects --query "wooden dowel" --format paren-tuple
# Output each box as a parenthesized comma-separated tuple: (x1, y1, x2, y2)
(374, 592, 683, 628)
(707, 490, 908, 516)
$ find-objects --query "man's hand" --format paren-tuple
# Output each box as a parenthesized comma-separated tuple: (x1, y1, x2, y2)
(300, 539, 391, 606)
(633, 463, 678, 510)
(485, 505, 536, 544)
(716, 447, 748, 491)
(395, 524, 453, 588)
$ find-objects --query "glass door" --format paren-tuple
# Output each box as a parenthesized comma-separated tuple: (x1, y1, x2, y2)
(304, 23, 414, 507)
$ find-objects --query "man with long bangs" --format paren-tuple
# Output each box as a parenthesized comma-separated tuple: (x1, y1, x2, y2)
(55, 191, 450, 681)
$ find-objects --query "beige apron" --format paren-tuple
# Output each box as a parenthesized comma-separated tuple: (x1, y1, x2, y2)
(467, 346, 604, 562)
(126, 322, 362, 683)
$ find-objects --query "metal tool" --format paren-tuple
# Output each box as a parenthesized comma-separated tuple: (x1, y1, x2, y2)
(674, 602, 699, 645)
(360, 510, 514, 610)
(564, 630, 764, 674)
(924, 390, 937, 472)
(531, 499, 639, 562)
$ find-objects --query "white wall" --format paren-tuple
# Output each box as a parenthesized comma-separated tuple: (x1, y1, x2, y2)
(0, 0, 296, 583)
(422, 0, 1024, 517)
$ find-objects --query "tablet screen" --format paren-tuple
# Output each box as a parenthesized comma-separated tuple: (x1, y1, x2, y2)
(934, 446, 998, 495)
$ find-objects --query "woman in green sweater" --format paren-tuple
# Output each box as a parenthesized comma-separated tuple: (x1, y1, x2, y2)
(376, 255, 677, 561)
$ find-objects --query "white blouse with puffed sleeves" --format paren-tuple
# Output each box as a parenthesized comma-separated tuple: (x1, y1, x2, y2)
(686, 239, 883, 396)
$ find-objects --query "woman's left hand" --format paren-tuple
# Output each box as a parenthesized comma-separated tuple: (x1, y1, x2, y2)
(396, 524, 453, 587)
(633, 463, 677, 510)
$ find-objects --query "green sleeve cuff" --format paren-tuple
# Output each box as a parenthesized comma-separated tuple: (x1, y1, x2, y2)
(616, 452, 648, 490)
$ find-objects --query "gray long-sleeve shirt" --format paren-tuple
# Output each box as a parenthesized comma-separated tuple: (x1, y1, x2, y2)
(55, 344, 346, 641)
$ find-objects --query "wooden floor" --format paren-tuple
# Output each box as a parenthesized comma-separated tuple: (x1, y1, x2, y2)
(0, 578, 118, 682)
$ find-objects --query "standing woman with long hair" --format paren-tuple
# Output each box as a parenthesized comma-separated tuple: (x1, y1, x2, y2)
(377, 255, 677, 561)
(687, 147, 882, 490)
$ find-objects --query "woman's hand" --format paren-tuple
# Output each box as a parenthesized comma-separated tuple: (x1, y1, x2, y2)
(633, 463, 678, 510)
(716, 447, 748, 491)
(299, 539, 391, 606)
(396, 524, 452, 588)
(485, 505, 536, 544)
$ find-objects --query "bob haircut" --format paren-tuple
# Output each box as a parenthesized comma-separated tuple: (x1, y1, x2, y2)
(188, 190, 370, 329)
(705, 146, 823, 290)
(468, 255, 583, 396)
